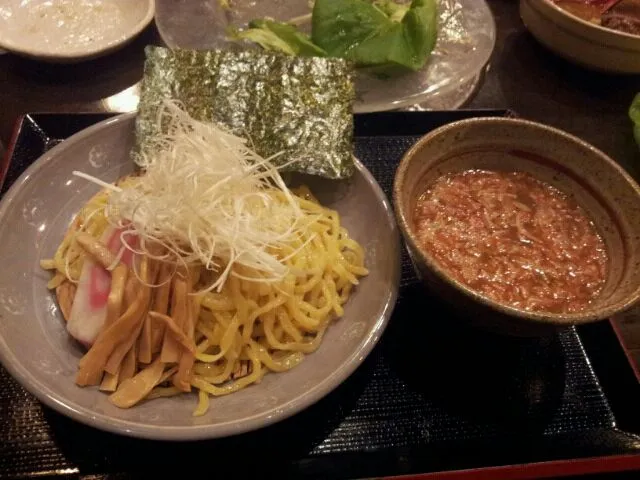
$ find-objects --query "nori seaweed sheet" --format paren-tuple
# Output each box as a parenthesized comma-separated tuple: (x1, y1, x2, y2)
(134, 46, 356, 179)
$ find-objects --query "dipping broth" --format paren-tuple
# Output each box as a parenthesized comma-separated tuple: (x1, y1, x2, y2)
(413, 170, 609, 314)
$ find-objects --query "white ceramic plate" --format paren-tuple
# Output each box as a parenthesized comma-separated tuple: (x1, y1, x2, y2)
(0, 0, 155, 63)
(154, 0, 496, 113)
(0, 114, 400, 440)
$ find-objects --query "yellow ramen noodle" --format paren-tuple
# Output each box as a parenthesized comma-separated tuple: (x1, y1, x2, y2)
(41, 184, 368, 416)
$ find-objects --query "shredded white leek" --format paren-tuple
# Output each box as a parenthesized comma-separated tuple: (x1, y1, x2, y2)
(75, 100, 307, 292)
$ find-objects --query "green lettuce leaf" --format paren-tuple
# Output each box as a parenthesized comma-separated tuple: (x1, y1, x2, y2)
(373, 0, 410, 22)
(233, 19, 327, 57)
(630, 93, 640, 148)
(232, 0, 437, 77)
(312, 0, 438, 76)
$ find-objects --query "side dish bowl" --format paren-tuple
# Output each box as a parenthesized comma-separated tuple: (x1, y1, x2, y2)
(520, 0, 640, 74)
(393, 117, 640, 336)
(0, 0, 155, 63)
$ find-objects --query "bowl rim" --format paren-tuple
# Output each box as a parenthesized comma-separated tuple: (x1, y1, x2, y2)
(533, 0, 640, 43)
(0, 0, 156, 62)
(0, 112, 401, 440)
(393, 116, 640, 326)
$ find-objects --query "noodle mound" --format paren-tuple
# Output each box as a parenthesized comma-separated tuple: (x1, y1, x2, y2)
(41, 184, 368, 416)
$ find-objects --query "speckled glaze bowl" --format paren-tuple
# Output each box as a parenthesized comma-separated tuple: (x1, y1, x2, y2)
(393, 117, 640, 336)
(520, 0, 640, 74)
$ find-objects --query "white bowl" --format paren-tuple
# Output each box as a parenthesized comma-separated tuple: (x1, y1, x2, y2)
(0, 0, 155, 63)
(520, 0, 640, 74)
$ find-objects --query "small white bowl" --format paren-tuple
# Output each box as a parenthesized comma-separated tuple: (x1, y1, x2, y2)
(0, 0, 155, 63)
(520, 0, 640, 74)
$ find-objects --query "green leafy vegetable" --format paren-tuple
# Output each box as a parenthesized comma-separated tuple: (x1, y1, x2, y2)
(373, 0, 410, 22)
(312, 0, 437, 76)
(233, 0, 438, 77)
(630, 93, 640, 148)
(234, 19, 327, 56)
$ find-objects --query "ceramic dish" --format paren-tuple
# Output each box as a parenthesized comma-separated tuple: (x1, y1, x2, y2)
(520, 0, 640, 74)
(393, 117, 640, 337)
(0, 113, 400, 440)
(154, 0, 496, 113)
(0, 0, 155, 63)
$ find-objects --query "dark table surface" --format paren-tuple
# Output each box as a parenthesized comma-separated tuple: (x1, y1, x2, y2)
(3, 0, 638, 374)
(1, 0, 638, 170)
(1, 0, 638, 171)
(0, 1, 639, 478)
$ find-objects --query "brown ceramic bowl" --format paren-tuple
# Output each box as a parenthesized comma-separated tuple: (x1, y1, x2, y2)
(393, 117, 640, 336)
(520, 0, 640, 74)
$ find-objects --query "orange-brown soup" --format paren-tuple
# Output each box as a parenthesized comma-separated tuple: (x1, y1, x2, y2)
(553, 1, 603, 23)
(413, 170, 608, 314)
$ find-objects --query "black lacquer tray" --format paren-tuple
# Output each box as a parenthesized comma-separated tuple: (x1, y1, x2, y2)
(0, 110, 639, 480)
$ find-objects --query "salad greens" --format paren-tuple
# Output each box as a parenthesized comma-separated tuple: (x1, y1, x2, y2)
(372, 0, 411, 22)
(233, 0, 438, 77)
(234, 19, 327, 57)
(630, 93, 640, 148)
